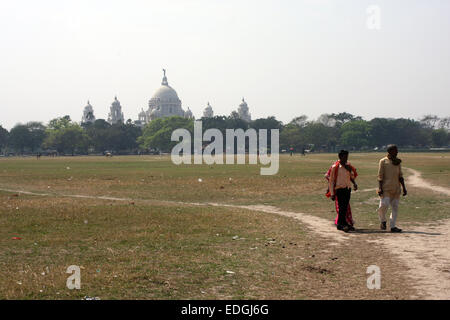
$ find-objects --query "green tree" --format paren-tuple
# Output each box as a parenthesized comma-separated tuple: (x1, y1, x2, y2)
(85, 119, 112, 152)
(138, 116, 194, 152)
(0, 125, 9, 153)
(201, 116, 228, 134)
(420, 115, 440, 129)
(8, 124, 31, 154)
(431, 128, 449, 147)
(25, 122, 46, 152)
(340, 120, 371, 149)
(289, 115, 308, 127)
(250, 116, 283, 131)
(303, 122, 338, 151)
(48, 115, 72, 130)
(43, 117, 89, 155)
(394, 118, 430, 147)
(369, 118, 396, 147)
(438, 117, 450, 129)
(226, 113, 249, 130)
(105, 122, 142, 152)
(279, 124, 306, 151)
(329, 112, 362, 128)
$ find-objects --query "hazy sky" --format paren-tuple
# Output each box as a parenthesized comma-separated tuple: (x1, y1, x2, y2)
(1, 0, 449, 129)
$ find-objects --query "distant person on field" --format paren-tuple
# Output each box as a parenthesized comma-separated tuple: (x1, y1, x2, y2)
(377, 144, 407, 233)
(326, 150, 358, 232)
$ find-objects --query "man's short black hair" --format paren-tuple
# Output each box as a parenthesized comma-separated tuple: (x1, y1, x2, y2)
(338, 150, 349, 157)
(387, 144, 397, 152)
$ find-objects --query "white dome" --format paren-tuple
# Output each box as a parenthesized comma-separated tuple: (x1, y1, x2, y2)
(150, 108, 162, 118)
(151, 85, 180, 102)
(146, 69, 185, 120)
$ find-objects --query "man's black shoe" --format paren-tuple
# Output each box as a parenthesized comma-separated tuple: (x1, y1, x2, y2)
(348, 225, 355, 232)
(391, 227, 402, 233)
(380, 221, 387, 230)
(342, 225, 350, 233)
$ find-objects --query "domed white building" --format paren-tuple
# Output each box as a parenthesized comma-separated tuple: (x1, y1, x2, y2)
(184, 107, 194, 119)
(81, 100, 96, 124)
(203, 102, 214, 118)
(108, 96, 125, 124)
(134, 108, 147, 127)
(237, 98, 251, 122)
(145, 69, 190, 122)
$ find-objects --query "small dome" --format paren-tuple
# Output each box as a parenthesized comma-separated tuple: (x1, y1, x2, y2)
(84, 101, 94, 113)
(150, 108, 162, 119)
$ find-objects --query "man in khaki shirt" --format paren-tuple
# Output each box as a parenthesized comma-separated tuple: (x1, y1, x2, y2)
(377, 144, 407, 232)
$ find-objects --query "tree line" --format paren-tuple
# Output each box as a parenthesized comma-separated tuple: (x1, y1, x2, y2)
(0, 113, 449, 155)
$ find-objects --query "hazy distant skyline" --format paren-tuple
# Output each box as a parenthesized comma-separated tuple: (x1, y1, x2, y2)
(1, 0, 450, 130)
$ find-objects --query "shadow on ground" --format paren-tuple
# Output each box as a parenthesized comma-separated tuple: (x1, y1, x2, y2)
(351, 228, 441, 236)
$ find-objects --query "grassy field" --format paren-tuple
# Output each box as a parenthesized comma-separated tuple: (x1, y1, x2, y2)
(0, 152, 448, 299)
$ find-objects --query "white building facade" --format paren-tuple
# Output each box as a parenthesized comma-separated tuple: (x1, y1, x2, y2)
(107, 96, 125, 124)
(145, 69, 190, 122)
(237, 98, 251, 122)
(81, 101, 96, 124)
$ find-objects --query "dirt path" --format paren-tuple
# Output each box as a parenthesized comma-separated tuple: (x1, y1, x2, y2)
(406, 167, 450, 196)
(367, 220, 450, 299)
(0, 187, 350, 244)
(1, 167, 449, 299)
(365, 167, 450, 299)
(200, 202, 349, 244)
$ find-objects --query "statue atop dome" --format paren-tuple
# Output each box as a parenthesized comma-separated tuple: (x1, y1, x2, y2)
(161, 68, 168, 86)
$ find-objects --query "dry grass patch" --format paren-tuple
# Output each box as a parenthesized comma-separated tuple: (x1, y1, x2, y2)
(0, 192, 416, 299)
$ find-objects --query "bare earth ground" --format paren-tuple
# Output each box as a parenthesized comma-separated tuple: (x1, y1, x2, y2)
(199, 166, 450, 300)
(367, 167, 450, 299)
(1, 166, 448, 299)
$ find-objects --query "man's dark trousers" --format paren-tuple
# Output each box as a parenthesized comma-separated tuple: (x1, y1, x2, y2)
(336, 187, 351, 226)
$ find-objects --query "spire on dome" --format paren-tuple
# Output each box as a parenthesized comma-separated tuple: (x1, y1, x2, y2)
(161, 68, 168, 85)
